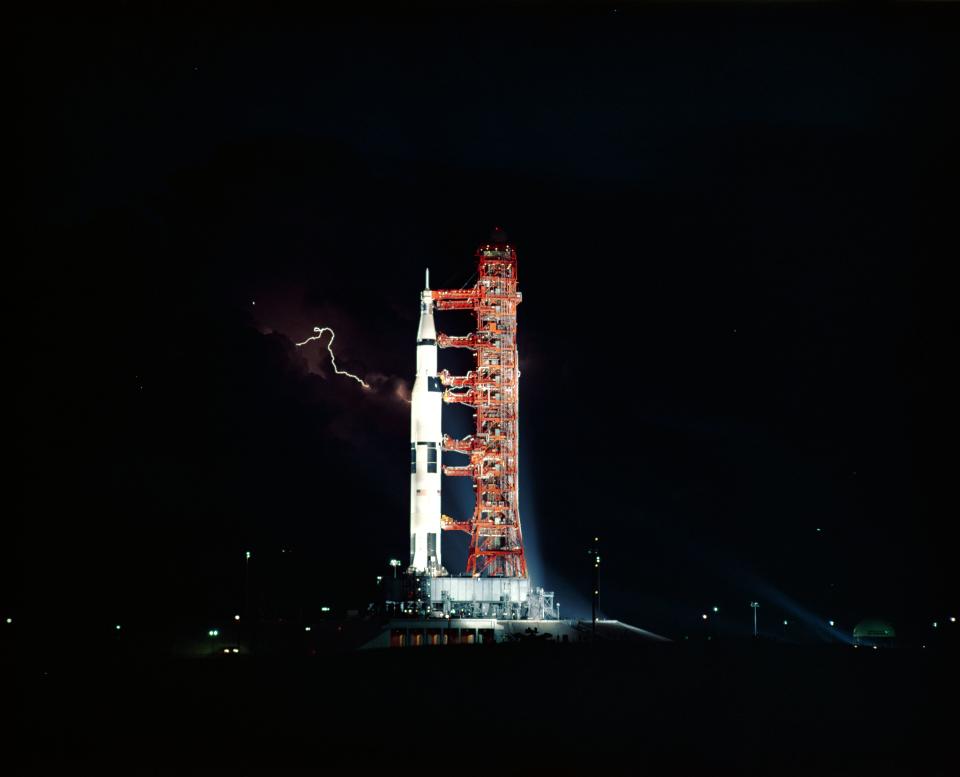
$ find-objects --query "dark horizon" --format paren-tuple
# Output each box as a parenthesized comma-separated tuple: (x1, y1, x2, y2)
(11, 2, 958, 648)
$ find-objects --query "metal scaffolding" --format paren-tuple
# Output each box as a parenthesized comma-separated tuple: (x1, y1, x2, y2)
(433, 228, 527, 578)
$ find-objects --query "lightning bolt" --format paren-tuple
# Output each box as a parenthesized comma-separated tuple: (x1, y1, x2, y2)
(295, 326, 371, 389)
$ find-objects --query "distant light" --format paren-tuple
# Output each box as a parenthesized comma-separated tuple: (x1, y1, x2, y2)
(951, 617, 957, 623)
(115, 624, 121, 630)
(5, 618, 11, 624)
(389, 559, 401, 567)
(223, 648, 230, 653)
(232, 648, 239, 653)
(208, 629, 219, 637)
(828, 620, 835, 627)
(234, 614, 240, 621)
(702, 614, 708, 620)
(712, 606, 719, 613)
(873, 645, 878, 650)
(376, 576, 383, 583)
(305, 626, 311, 632)
(321, 606, 331, 612)
(245, 551, 251, 560)
(816, 527, 822, 532)
(783, 620, 788, 626)
(933, 622, 938, 628)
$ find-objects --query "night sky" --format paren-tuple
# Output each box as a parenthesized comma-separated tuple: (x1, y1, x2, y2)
(12, 2, 958, 643)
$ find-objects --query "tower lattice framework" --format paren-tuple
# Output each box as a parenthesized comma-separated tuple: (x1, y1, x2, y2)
(433, 229, 527, 577)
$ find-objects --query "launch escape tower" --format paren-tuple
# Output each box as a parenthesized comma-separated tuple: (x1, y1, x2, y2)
(433, 228, 527, 578)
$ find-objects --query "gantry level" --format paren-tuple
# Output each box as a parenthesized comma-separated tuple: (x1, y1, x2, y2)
(433, 231, 527, 578)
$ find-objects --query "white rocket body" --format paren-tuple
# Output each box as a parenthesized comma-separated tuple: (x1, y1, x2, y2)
(409, 270, 444, 575)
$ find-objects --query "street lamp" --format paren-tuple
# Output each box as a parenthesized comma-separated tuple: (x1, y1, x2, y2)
(389, 559, 401, 578)
(750, 602, 759, 637)
(240, 551, 251, 652)
(589, 536, 600, 636)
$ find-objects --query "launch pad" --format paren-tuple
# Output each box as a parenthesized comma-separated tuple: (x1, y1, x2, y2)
(370, 228, 667, 645)
(384, 574, 556, 620)
(401, 227, 553, 622)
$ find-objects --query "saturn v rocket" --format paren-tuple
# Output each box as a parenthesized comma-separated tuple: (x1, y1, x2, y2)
(409, 269, 445, 575)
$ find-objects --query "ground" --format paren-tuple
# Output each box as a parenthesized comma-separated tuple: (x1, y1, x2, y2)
(8, 639, 954, 775)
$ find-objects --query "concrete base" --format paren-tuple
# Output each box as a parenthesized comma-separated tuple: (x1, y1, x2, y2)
(385, 574, 556, 619)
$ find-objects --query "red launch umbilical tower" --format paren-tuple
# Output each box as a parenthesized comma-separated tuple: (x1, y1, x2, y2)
(433, 228, 527, 578)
